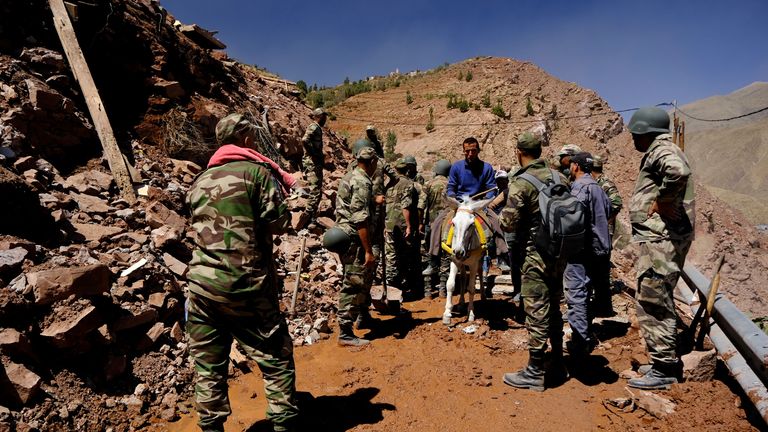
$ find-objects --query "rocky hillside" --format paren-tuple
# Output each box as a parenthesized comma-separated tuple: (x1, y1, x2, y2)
(0, 1, 350, 430)
(328, 57, 768, 317)
(674, 82, 768, 224)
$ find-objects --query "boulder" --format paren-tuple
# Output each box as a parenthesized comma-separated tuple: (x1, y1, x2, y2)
(0, 329, 35, 360)
(0, 248, 28, 279)
(70, 223, 124, 242)
(0, 360, 41, 407)
(71, 193, 110, 214)
(682, 349, 717, 382)
(40, 302, 102, 348)
(62, 170, 114, 195)
(145, 201, 186, 232)
(28, 264, 111, 305)
(163, 253, 188, 277)
(151, 225, 183, 249)
(112, 307, 158, 332)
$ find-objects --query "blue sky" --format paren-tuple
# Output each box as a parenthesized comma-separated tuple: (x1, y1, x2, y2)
(162, 0, 767, 112)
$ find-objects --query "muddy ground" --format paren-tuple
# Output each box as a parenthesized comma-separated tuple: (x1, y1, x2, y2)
(166, 292, 760, 432)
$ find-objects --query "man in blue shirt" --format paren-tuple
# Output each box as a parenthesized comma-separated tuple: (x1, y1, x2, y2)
(563, 152, 612, 362)
(447, 137, 497, 199)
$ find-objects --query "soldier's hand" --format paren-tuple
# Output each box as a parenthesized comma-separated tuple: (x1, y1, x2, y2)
(405, 226, 412, 239)
(649, 199, 682, 221)
(418, 224, 425, 236)
(375, 195, 385, 205)
(364, 251, 376, 268)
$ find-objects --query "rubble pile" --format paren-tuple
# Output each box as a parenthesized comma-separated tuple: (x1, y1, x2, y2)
(0, 0, 353, 430)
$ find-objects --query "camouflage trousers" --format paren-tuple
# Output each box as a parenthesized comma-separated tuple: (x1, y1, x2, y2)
(186, 293, 298, 431)
(635, 238, 692, 366)
(384, 226, 415, 291)
(521, 249, 565, 354)
(302, 154, 324, 216)
(339, 239, 374, 328)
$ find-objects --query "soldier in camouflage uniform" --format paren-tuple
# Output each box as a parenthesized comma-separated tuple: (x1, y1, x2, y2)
(186, 114, 298, 432)
(500, 132, 568, 392)
(554, 144, 582, 176)
(591, 155, 624, 317)
(302, 108, 328, 226)
(385, 158, 419, 295)
(335, 143, 380, 346)
(420, 159, 451, 298)
(625, 107, 695, 390)
(345, 139, 394, 327)
(366, 125, 384, 157)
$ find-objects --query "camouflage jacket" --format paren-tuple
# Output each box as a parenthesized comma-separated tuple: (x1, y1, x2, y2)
(385, 173, 418, 231)
(186, 160, 288, 311)
(302, 122, 323, 159)
(597, 175, 623, 217)
(335, 166, 374, 237)
(629, 134, 695, 242)
(346, 157, 395, 196)
(500, 159, 568, 252)
(420, 175, 449, 225)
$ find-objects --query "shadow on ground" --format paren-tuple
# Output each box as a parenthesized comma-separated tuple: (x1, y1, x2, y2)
(245, 388, 395, 432)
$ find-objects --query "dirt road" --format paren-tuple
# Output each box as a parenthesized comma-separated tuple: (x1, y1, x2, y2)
(168, 294, 758, 432)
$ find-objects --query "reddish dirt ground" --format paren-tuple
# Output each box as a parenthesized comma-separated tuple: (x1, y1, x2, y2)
(167, 293, 759, 432)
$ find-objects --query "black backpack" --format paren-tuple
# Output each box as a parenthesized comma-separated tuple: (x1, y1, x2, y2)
(519, 170, 586, 259)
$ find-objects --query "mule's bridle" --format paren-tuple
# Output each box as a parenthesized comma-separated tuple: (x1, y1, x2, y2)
(440, 210, 488, 255)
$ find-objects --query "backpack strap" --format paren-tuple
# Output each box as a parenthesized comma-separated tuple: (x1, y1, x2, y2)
(519, 173, 546, 191)
(549, 169, 561, 186)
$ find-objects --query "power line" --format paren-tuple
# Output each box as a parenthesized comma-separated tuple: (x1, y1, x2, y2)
(332, 103, 672, 127)
(673, 103, 768, 122)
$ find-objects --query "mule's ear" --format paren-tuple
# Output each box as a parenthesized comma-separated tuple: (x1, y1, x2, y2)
(446, 196, 460, 209)
(469, 197, 494, 211)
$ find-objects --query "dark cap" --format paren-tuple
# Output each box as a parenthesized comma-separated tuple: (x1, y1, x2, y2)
(570, 152, 594, 172)
(516, 132, 541, 150)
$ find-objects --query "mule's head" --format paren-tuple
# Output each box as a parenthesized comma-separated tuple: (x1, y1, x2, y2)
(448, 195, 494, 260)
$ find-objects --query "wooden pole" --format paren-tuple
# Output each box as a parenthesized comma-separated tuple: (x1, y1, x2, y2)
(48, 0, 136, 203)
(680, 120, 686, 152)
(290, 236, 307, 315)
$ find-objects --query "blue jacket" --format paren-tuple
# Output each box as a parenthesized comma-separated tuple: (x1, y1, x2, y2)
(447, 159, 496, 200)
(571, 174, 611, 256)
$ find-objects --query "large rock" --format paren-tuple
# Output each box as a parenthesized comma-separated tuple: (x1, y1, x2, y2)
(71, 193, 110, 214)
(70, 223, 124, 242)
(0, 329, 35, 360)
(40, 303, 102, 349)
(0, 360, 41, 407)
(163, 253, 188, 277)
(682, 349, 717, 382)
(151, 225, 182, 249)
(27, 264, 111, 305)
(0, 248, 28, 280)
(63, 170, 114, 195)
(112, 306, 158, 332)
(145, 201, 186, 232)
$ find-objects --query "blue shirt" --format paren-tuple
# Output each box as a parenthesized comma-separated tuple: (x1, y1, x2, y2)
(571, 174, 611, 256)
(447, 158, 496, 200)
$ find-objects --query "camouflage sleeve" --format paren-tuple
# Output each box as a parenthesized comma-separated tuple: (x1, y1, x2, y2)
(654, 148, 690, 204)
(301, 123, 318, 144)
(247, 165, 289, 234)
(400, 184, 416, 210)
(605, 180, 623, 214)
(347, 177, 372, 225)
(417, 185, 428, 211)
(499, 179, 526, 233)
(382, 159, 397, 181)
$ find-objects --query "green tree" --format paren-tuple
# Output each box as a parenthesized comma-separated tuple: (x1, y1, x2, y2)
(426, 107, 435, 132)
(481, 90, 491, 108)
(526, 96, 535, 116)
(492, 99, 506, 118)
(343, 77, 350, 85)
(406, 90, 413, 105)
(296, 80, 308, 95)
(385, 130, 400, 161)
(457, 98, 470, 112)
(465, 71, 473, 82)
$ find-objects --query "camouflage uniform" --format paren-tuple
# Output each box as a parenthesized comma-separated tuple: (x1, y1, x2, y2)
(302, 120, 324, 217)
(421, 175, 450, 293)
(597, 175, 623, 237)
(335, 165, 376, 330)
(500, 159, 568, 355)
(385, 172, 418, 291)
(186, 160, 297, 432)
(630, 133, 694, 367)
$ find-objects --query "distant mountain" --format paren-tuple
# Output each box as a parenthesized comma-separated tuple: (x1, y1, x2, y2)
(677, 82, 768, 224)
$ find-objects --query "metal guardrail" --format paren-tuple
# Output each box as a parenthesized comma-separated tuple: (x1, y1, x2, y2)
(680, 264, 768, 424)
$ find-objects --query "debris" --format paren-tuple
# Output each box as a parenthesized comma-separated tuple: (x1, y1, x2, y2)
(27, 264, 111, 305)
(682, 349, 717, 382)
(120, 258, 148, 277)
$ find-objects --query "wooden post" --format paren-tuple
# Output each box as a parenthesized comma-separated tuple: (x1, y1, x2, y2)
(680, 120, 686, 152)
(672, 114, 679, 144)
(290, 236, 307, 315)
(48, 0, 136, 203)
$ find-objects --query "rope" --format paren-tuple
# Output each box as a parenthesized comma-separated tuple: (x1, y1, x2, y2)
(672, 103, 768, 122)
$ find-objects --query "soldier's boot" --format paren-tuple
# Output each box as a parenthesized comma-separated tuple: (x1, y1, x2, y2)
(422, 255, 439, 276)
(438, 281, 447, 298)
(354, 310, 376, 330)
(502, 351, 545, 392)
(627, 362, 679, 390)
(548, 343, 570, 384)
(338, 324, 370, 347)
(497, 254, 511, 272)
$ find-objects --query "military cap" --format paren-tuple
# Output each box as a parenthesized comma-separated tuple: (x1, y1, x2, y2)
(366, 124, 376, 131)
(516, 132, 541, 150)
(356, 146, 376, 161)
(403, 155, 417, 166)
(311, 108, 328, 118)
(215, 113, 254, 144)
(557, 144, 583, 157)
(570, 152, 594, 172)
(592, 155, 605, 169)
(394, 157, 409, 169)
